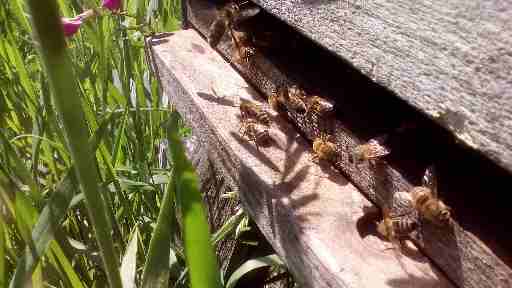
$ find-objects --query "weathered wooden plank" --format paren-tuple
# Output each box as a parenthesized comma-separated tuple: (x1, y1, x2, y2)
(149, 29, 453, 288)
(253, 0, 512, 174)
(146, 34, 239, 270)
(183, 1, 512, 287)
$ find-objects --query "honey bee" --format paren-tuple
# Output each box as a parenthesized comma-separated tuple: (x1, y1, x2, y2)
(232, 31, 256, 63)
(239, 119, 271, 149)
(208, 2, 261, 48)
(268, 88, 283, 111)
(377, 205, 418, 250)
(351, 135, 390, 166)
(411, 166, 452, 226)
(306, 95, 334, 117)
(208, 3, 237, 48)
(312, 133, 337, 162)
(240, 99, 271, 126)
(280, 85, 307, 114)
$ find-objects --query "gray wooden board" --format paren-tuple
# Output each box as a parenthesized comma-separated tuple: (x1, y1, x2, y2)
(252, 0, 512, 174)
(183, 1, 512, 287)
(149, 29, 453, 288)
(146, 35, 239, 270)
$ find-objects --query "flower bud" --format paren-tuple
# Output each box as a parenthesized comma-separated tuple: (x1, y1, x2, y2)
(61, 10, 96, 38)
(62, 17, 82, 37)
(102, 0, 121, 11)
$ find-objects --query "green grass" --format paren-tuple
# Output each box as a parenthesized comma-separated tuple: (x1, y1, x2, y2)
(0, 0, 292, 287)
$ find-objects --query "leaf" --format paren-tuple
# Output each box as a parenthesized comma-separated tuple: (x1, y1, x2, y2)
(0, 218, 5, 288)
(31, 263, 43, 288)
(50, 241, 85, 288)
(225, 255, 285, 288)
(121, 228, 138, 288)
(26, 1, 122, 286)
(0, 132, 40, 203)
(11, 0, 31, 32)
(166, 112, 221, 288)
(211, 208, 244, 247)
(141, 171, 175, 287)
(8, 113, 115, 288)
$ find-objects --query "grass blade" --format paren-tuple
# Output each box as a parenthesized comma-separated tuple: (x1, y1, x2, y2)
(0, 218, 5, 288)
(211, 208, 244, 247)
(49, 241, 85, 288)
(9, 114, 115, 287)
(141, 171, 175, 287)
(26, 1, 122, 287)
(166, 112, 221, 288)
(121, 228, 138, 288)
(225, 255, 284, 288)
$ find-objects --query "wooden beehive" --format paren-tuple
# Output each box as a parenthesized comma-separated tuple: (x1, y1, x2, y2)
(148, 0, 512, 287)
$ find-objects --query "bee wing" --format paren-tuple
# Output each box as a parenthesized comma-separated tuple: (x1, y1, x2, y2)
(391, 191, 416, 218)
(232, 7, 261, 28)
(208, 13, 229, 47)
(291, 86, 307, 100)
(277, 86, 289, 101)
(366, 138, 390, 159)
(422, 165, 438, 198)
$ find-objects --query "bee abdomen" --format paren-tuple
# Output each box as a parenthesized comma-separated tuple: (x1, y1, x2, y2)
(240, 46, 256, 62)
(255, 130, 270, 143)
(411, 186, 432, 208)
(256, 112, 271, 126)
(392, 218, 418, 237)
(288, 98, 307, 113)
(268, 92, 281, 111)
(307, 96, 334, 115)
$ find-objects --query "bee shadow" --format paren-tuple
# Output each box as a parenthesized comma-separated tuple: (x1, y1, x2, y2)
(148, 32, 174, 46)
(356, 205, 381, 239)
(356, 205, 428, 264)
(197, 92, 238, 107)
(317, 159, 349, 186)
(230, 131, 281, 172)
(386, 274, 448, 288)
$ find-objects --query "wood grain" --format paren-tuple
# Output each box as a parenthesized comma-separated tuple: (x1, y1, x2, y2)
(146, 34, 239, 270)
(253, 0, 512, 174)
(183, 1, 512, 287)
(149, 29, 453, 288)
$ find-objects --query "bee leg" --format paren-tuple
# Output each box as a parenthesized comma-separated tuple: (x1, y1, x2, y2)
(227, 26, 244, 63)
(254, 139, 261, 151)
(382, 240, 397, 251)
(310, 153, 320, 164)
(239, 127, 248, 140)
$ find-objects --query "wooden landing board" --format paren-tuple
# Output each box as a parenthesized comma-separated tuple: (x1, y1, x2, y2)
(149, 29, 453, 288)
(253, 0, 512, 174)
(183, 1, 512, 287)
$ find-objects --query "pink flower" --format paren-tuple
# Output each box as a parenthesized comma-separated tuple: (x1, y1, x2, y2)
(61, 17, 83, 37)
(102, 0, 121, 11)
(60, 10, 96, 38)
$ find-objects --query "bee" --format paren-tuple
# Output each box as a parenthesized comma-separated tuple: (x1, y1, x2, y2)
(306, 95, 334, 117)
(239, 119, 271, 149)
(351, 135, 390, 166)
(208, 3, 237, 48)
(281, 85, 307, 114)
(411, 166, 452, 226)
(377, 205, 418, 250)
(312, 133, 337, 162)
(239, 99, 271, 126)
(208, 2, 261, 48)
(232, 31, 256, 63)
(268, 88, 283, 111)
